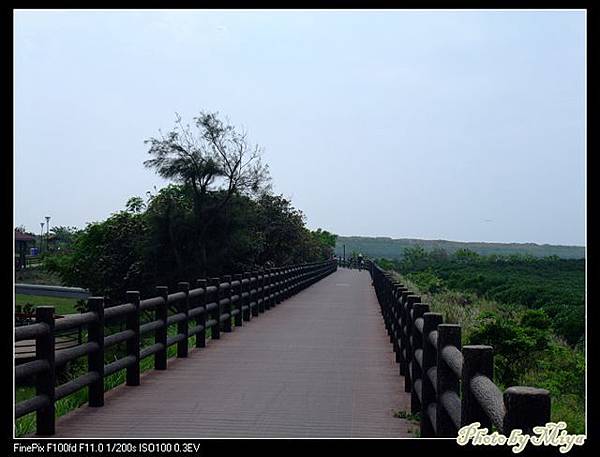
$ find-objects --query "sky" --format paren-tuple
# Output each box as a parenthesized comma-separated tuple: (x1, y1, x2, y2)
(14, 10, 585, 245)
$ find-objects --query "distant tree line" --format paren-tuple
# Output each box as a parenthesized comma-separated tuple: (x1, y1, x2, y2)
(336, 236, 585, 260)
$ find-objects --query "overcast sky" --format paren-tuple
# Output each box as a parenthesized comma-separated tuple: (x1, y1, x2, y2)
(14, 10, 585, 245)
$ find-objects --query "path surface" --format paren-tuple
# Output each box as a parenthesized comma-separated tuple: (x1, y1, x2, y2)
(55, 269, 413, 437)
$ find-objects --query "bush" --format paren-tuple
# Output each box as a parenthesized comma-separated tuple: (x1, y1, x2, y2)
(468, 311, 551, 387)
(406, 270, 444, 294)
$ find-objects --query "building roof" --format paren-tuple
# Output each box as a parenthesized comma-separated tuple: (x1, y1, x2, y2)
(15, 231, 36, 242)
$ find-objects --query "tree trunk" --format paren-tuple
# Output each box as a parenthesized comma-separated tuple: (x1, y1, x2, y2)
(167, 207, 184, 274)
(199, 241, 207, 278)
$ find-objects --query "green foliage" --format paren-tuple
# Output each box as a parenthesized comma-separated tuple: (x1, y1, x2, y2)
(386, 247, 584, 345)
(379, 249, 585, 433)
(143, 112, 271, 275)
(44, 209, 148, 302)
(468, 311, 551, 386)
(406, 269, 444, 294)
(44, 188, 336, 301)
(49, 226, 80, 246)
(393, 410, 420, 421)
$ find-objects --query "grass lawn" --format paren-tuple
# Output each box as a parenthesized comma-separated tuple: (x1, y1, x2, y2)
(15, 268, 64, 286)
(15, 294, 79, 316)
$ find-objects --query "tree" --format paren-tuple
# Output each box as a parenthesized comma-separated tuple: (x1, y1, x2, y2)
(253, 194, 307, 265)
(468, 310, 551, 386)
(399, 245, 428, 271)
(144, 112, 271, 274)
(45, 209, 148, 302)
(49, 226, 80, 247)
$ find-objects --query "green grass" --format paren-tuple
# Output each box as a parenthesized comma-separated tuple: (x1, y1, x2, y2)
(15, 294, 79, 316)
(393, 410, 420, 421)
(14, 268, 64, 286)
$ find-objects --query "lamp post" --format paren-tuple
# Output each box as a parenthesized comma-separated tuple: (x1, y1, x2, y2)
(45, 216, 50, 252)
(40, 222, 45, 255)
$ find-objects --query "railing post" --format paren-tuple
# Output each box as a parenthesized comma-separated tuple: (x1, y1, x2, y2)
(300, 264, 305, 289)
(384, 279, 393, 341)
(177, 282, 190, 358)
(294, 265, 301, 294)
(436, 323, 461, 437)
(155, 286, 169, 370)
(288, 267, 294, 296)
(411, 303, 429, 413)
(399, 291, 411, 377)
(87, 296, 105, 407)
(421, 312, 443, 437)
(234, 274, 243, 327)
(125, 291, 141, 386)
(281, 267, 288, 301)
(195, 279, 207, 348)
(290, 266, 297, 296)
(251, 271, 260, 316)
(257, 271, 264, 314)
(461, 345, 494, 429)
(503, 387, 551, 434)
(404, 295, 420, 390)
(271, 268, 278, 306)
(288, 266, 294, 298)
(35, 306, 55, 436)
(303, 264, 308, 290)
(210, 278, 221, 339)
(394, 285, 407, 364)
(242, 272, 251, 321)
(276, 267, 283, 304)
(273, 267, 279, 305)
(222, 275, 233, 332)
(388, 282, 399, 342)
(280, 266, 286, 300)
(264, 269, 272, 310)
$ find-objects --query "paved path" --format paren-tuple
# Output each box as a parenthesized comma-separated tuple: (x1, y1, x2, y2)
(55, 269, 413, 438)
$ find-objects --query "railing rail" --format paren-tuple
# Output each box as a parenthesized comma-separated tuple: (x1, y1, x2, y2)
(367, 259, 551, 437)
(14, 259, 337, 436)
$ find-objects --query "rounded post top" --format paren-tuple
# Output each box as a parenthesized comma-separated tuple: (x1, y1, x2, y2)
(437, 322, 459, 327)
(424, 312, 444, 319)
(87, 296, 105, 312)
(36, 305, 55, 311)
(463, 344, 493, 351)
(504, 386, 550, 397)
(35, 306, 55, 318)
(126, 291, 140, 301)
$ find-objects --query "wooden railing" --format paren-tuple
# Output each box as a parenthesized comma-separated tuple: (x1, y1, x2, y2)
(367, 260, 551, 437)
(15, 260, 338, 436)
